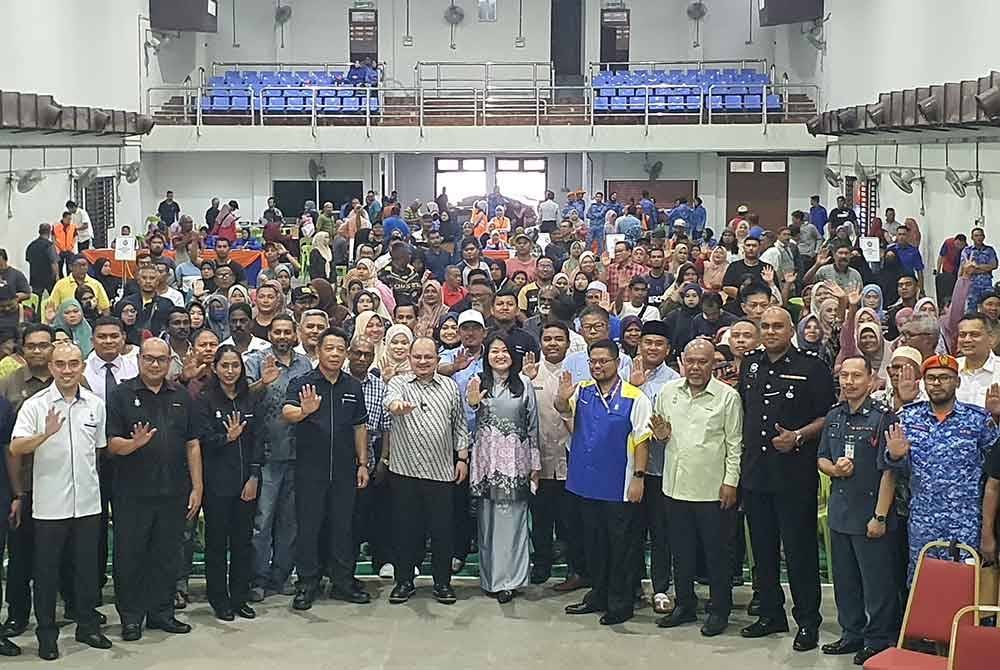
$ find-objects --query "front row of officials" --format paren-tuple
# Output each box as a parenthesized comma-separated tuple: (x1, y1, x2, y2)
(0, 306, 968, 665)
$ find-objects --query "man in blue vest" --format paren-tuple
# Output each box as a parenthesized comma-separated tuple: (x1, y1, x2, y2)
(555, 339, 652, 626)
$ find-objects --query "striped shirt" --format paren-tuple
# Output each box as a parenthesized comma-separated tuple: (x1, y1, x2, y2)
(384, 372, 470, 482)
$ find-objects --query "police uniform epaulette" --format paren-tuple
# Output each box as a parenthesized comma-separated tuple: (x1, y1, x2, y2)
(870, 399, 892, 414)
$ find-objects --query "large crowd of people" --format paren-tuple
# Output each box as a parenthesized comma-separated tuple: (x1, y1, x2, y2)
(0, 186, 997, 665)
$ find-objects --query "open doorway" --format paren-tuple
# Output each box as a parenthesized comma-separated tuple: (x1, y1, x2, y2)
(550, 0, 583, 86)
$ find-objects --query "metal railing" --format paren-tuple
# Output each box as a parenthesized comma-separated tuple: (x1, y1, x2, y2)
(211, 60, 386, 79)
(146, 82, 819, 137)
(414, 60, 553, 97)
(588, 58, 768, 79)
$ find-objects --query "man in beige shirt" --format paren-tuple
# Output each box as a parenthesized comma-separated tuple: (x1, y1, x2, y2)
(652, 338, 742, 637)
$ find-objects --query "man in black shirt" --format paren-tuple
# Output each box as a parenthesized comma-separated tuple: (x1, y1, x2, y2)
(828, 195, 858, 236)
(644, 247, 669, 307)
(24, 224, 59, 299)
(205, 197, 220, 230)
(157, 191, 181, 230)
(738, 307, 834, 652)
(282, 328, 369, 611)
(115, 266, 173, 336)
(107, 338, 202, 641)
(212, 238, 246, 284)
(722, 236, 774, 301)
(378, 243, 422, 304)
(488, 287, 540, 367)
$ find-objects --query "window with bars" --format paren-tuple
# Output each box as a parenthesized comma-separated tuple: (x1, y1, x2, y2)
(75, 177, 116, 248)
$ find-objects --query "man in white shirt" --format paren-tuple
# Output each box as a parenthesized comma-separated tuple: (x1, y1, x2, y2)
(67, 201, 92, 251)
(221, 303, 269, 358)
(955, 312, 1000, 408)
(11, 342, 111, 659)
(537, 190, 560, 233)
(759, 227, 797, 279)
(293, 309, 329, 368)
(154, 262, 185, 307)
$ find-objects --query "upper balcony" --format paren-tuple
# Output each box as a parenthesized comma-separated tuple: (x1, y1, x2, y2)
(143, 59, 824, 154)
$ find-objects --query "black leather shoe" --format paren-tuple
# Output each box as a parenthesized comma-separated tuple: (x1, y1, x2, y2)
(656, 607, 697, 628)
(700, 614, 729, 637)
(853, 646, 884, 665)
(822, 637, 864, 655)
(746, 592, 761, 617)
(389, 582, 416, 604)
(173, 591, 188, 610)
(530, 567, 550, 585)
(599, 611, 633, 626)
(330, 587, 371, 604)
(236, 604, 256, 619)
(793, 627, 819, 652)
(564, 601, 602, 615)
(432, 584, 457, 605)
(146, 618, 191, 634)
(75, 631, 112, 650)
(0, 638, 20, 657)
(552, 574, 590, 592)
(740, 616, 790, 638)
(497, 590, 515, 604)
(292, 586, 314, 611)
(1, 619, 27, 637)
(213, 608, 235, 622)
(37, 639, 58, 661)
(121, 624, 141, 642)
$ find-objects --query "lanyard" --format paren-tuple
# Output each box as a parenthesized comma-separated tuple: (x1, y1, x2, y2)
(596, 378, 622, 412)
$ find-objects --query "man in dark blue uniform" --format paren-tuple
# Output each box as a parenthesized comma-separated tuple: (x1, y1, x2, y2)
(817, 356, 900, 666)
(738, 306, 835, 652)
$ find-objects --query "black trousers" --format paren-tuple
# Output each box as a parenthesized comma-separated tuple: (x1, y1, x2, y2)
(58, 251, 75, 277)
(391, 473, 453, 587)
(98, 462, 113, 592)
(529, 479, 572, 574)
(5, 494, 73, 623)
(203, 495, 255, 610)
(564, 491, 590, 579)
(666, 497, 735, 616)
(935, 271, 958, 306)
(452, 477, 474, 562)
(114, 496, 186, 626)
(745, 488, 822, 628)
(831, 529, 899, 650)
(353, 476, 393, 570)
(580, 498, 639, 617)
(33, 515, 101, 642)
(636, 474, 672, 594)
(295, 477, 356, 591)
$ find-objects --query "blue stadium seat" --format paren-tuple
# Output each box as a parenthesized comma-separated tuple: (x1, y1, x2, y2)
(686, 96, 702, 111)
(211, 97, 230, 111)
(724, 95, 743, 111)
(599, 87, 616, 98)
(224, 70, 243, 83)
(294, 70, 312, 82)
(208, 76, 225, 87)
(594, 97, 609, 111)
(667, 95, 685, 112)
(277, 71, 297, 84)
(648, 96, 666, 111)
(703, 69, 721, 80)
(243, 72, 260, 84)
(766, 94, 783, 111)
(260, 72, 279, 84)
(265, 97, 285, 112)
(320, 97, 341, 112)
(618, 87, 635, 97)
(200, 96, 212, 111)
(285, 97, 306, 112)
(317, 88, 337, 98)
(339, 96, 358, 112)
(337, 87, 354, 97)
(367, 96, 380, 112)
(744, 95, 762, 111)
(313, 72, 333, 86)
(628, 96, 646, 111)
(230, 96, 250, 111)
(722, 68, 738, 78)
(741, 68, 757, 78)
(729, 86, 748, 95)
(708, 95, 723, 111)
(747, 85, 764, 96)
(610, 96, 628, 111)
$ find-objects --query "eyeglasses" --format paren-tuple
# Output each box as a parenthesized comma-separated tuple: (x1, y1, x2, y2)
(924, 373, 957, 386)
(140, 355, 170, 366)
(23, 343, 53, 352)
(588, 358, 616, 366)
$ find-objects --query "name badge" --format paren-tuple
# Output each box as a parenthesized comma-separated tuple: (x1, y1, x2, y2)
(844, 443, 855, 459)
(134, 398, 141, 407)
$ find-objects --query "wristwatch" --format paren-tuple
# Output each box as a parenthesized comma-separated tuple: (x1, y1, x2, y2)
(632, 470, 645, 480)
(873, 514, 887, 524)
(794, 430, 804, 446)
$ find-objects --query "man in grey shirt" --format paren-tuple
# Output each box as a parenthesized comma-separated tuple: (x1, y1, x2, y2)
(791, 211, 822, 271)
(384, 337, 470, 606)
(806, 240, 863, 292)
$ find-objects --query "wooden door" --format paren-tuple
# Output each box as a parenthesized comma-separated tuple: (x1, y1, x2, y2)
(605, 179, 697, 210)
(725, 158, 789, 230)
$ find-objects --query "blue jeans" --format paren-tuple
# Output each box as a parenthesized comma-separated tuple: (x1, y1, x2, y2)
(252, 461, 297, 590)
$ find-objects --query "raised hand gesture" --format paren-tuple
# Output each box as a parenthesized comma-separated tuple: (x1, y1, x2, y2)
(181, 350, 206, 383)
(986, 383, 1000, 419)
(629, 356, 649, 387)
(816, 246, 832, 266)
(556, 371, 575, 405)
(762, 265, 775, 286)
(467, 375, 483, 407)
(224, 411, 247, 442)
(885, 424, 910, 460)
(299, 384, 322, 416)
(824, 280, 846, 301)
(43, 407, 64, 438)
(453, 348, 472, 372)
(650, 414, 672, 441)
(847, 287, 862, 307)
(522, 352, 539, 381)
(131, 422, 157, 449)
(260, 355, 280, 386)
(783, 271, 798, 286)
(772, 424, 798, 452)
(896, 364, 919, 404)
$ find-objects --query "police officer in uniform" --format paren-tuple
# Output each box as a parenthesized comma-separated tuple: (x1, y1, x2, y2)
(738, 306, 835, 652)
(817, 356, 899, 666)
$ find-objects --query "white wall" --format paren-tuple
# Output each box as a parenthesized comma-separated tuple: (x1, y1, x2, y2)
(204, 0, 551, 88)
(823, 0, 1000, 110)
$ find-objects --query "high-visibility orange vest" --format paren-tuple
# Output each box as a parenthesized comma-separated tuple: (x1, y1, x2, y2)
(53, 222, 78, 253)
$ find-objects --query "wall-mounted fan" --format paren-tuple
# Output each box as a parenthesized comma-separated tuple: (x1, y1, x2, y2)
(686, 2, 708, 48)
(11, 169, 45, 194)
(120, 161, 141, 184)
(643, 159, 663, 181)
(889, 168, 923, 194)
(445, 2, 465, 50)
(75, 167, 99, 189)
(945, 166, 981, 198)
(308, 158, 327, 180)
(275, 2, 292, 49)
(854, 160, 875, 181)
(823, 166, 842, 188)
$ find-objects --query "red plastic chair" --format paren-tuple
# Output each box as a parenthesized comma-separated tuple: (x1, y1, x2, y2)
(864, 541, 981, 670)
(949, 605, 1000, 670)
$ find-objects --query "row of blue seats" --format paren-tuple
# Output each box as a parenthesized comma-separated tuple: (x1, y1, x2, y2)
(593, 68, 768, 86)
(206, 87, 371, 98)
(213, 69, 378, 86)
(594, 94, 783, 113)
(596, 85, 767, 97)
(200, 96, 379, 114)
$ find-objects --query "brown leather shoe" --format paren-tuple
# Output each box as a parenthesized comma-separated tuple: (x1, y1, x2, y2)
(553, 574, 590, 593)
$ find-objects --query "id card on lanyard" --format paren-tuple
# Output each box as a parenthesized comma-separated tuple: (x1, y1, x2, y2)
(597, 378, 622, 413)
